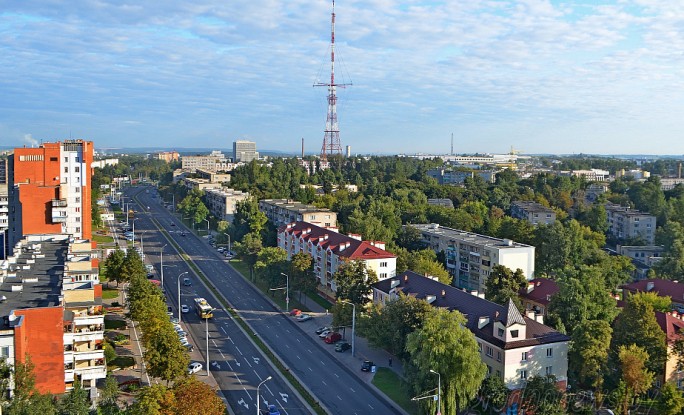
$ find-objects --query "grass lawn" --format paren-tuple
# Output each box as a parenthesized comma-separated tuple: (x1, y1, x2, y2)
(372, 367, 419, 414)
(104, 319, 128, 330)
(93, 234, 114, 243)
(102, 288, 119, 300)
(108, 356, 135, 370)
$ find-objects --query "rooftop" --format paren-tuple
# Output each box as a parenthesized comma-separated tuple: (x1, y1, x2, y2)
(0, 240, 66, 327)
(410, 223, 533, 249)
(519, 278, 560, 306)
(261, 199, 333, 214)
(373, 271, 569, 349)
(511, 200, 555, 214)
(623, 278, 684, 303)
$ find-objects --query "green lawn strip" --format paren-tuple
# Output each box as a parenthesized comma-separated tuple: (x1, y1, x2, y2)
(93, 234, 114, 243)
(108, 356, 135, 370)
(148, 219, 326, 415)
(371, 368, 419, 415)
(102, 288, 119, 300)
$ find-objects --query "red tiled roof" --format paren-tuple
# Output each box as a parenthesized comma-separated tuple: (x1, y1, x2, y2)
(519, 278, 559, 305)
(279, 222, 395, 260)
(655, 311, 684, 344)
(623, 279, 684, 303)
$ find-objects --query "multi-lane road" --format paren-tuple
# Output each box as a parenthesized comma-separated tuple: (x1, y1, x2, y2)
(123, 186, 404, 415)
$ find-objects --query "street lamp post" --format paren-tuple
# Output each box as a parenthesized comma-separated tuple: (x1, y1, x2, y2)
(160, 244, 168, 287)
(203, 218, 210, 235)
(140, 230, 146, 257)
(340, 300, 356, 357)
(178, 271, 188, 323)
(430, 369, 441, 415)
(256, 376, 273, 415)
(205, 314, 211, 376)
(280, 273, 290, 312)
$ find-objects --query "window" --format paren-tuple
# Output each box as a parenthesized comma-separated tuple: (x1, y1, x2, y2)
(511, 330, 519, 338)
(75, 227, 81, 233)
(547, 348, 553, 358)
(75, 207, 80, 213)
(496, 351, 501, 362)
(521, 352, 528, 362)
(75, 187, 80, 193)
(75, 217, 80, 222)
(0, 346, 9, 357)
(520, 370, 527, 380)
(75, 197, 80, 203)
(487, 365, 492, 375)
(75, 157, 79, 162)
(64, 157, 68, 162)
(486, 346, 493, 357)
(496, 370, 501, 378)
(75, 166, 80, 172)
(50, 157, 58, 162)
(545, 366, 553, 375)
(64, 167, 69, 173)
(478, 343, 482, 353)
(380, 262, 388, 267)
(498, 328, 504, 337)
(379, 273, 387, 278)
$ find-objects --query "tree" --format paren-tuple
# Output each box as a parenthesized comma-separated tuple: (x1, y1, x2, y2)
(484, 265, 526, 309)
(104, 248, 126, 287)
(569, 319, 612, 391)
(394, 248, 451, 285)
(232, 198, 267, 241)
(173, 377, 227, 415)
(478, 375, 509, 411)
(144, 325, 189, 384)
(97, 374, 122, 415)
(618, 344, 654, 415)
(406, 308, 486, 415)
(254, 247, 288, 286)
(358, 292, 433, 360)
(127, 384, 175, 415)
(658, 382, 684, 415)
(334, 261, 378, 305)
(289, 252, 317, 302)
(7, 355, 58, 415)
(612, 292, 667, 376)
(521, 375, 565, 415)
(57, 381, 89, 415)
(235, 232, 263, 280)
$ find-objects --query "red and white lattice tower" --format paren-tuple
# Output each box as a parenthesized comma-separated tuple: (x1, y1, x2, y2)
(315, 0, 350, 160)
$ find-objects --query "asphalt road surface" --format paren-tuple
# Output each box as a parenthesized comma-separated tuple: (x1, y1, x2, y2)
(127, 186, 404, 415)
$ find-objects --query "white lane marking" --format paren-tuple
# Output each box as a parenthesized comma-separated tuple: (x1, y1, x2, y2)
(368, 404, 374, 409)
(219, 350, 226, 359)
(245, 358, 252, 368)
(337, 395, 342, 401)
(211, 339, 219, 347)
(220, 326, 227, 334)
(235, 346, 243, 356)
(321, 380, 327, 386)
(334, 373, 339, 378)
(350, 387, 356, 393)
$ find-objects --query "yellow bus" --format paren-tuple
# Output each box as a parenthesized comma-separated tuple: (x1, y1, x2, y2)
(194, 297, 214, 319)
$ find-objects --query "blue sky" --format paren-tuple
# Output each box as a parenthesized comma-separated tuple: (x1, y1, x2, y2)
(1, 0, 683, 155)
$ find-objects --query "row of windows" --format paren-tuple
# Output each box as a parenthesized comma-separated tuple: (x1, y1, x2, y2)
(519, 366, 553, 379)
(480, 344, 553, 362)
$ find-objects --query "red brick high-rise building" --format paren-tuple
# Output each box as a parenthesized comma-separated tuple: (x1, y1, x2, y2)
(7, 140, 94, 248)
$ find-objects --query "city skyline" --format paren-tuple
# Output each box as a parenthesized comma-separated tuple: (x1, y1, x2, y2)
(2, 1, 683, 155)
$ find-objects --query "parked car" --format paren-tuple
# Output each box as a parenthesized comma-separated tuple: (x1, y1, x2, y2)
(318, 330, 331, 338)
(188, 362, 203, 374)
(361, 360, 374, 372)
(181, 304, 190, 313)
(289, 309, 302, 316)
(183, 278, 192, 286)
(315, 326, 330, 335)
(296, 314, 313, 322)
(335, 342, 351, 352)
(324, 332, 342, 344)
(217, 247, 225, 253)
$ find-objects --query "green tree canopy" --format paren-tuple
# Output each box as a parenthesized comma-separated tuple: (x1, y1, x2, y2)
(484, 265, 526, 309)
(569, 319, 612, 391)
(334, 260, 378, 305)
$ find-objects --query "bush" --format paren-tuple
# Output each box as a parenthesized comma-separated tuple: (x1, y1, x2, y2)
(104, 342, 116, 362)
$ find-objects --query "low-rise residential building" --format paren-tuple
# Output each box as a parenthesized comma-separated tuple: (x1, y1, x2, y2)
(617, 245, 664, 268)
(259, 199, 337, 228)
(181, 151, 231, 172)
(518, 278, 559, 316)
(559, 169, 609, 181)
(278, 222, 396, 300)
(510, 201, 556, 226)
(656, 311, 684, 387)
(180, 177, 223, 191)
(660, 178, 684, 191)
(622, 279, 684, 313)
(203, 188, 250, 222)
(0, 235, 105, 397)
(409, 224, 535, 295)
(90, 158, 119, 169)
(372, 271, 569, 393)
(427, 198, 454, 209)
(606, 203, 656, 244)
(196, 169, 231, 183)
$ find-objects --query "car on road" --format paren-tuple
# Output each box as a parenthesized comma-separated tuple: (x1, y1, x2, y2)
(181, 304, 190, 313)
(296, 314, 313, 322)
(324, 332, 342, 344)
(335, 342, 351, 352)
(267, 404, 281, 415)
(183, 278, 192, 286)
(361, 360, 374, 372)
(289, 309, 302, 316)
(170, 222, 176, 226)
(188, 362, 202, 374)
(315, 326, 330, 335)
(180, 232, 187, 237)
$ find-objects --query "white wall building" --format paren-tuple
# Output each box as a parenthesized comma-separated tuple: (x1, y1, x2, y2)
(203, 188, 250, 222)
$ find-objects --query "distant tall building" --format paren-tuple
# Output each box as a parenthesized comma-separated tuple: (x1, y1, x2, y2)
(232, 140, 258, 163)
(345, 145, 351, 158)
(0, 158, 8, 258)
(8, 140, 94, 248)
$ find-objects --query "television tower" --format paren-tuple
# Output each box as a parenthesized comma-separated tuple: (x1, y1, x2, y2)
(315, 0, 351, 160)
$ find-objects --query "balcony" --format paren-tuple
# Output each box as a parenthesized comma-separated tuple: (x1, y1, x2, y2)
(52, 199, 68, 207)
(75, 364, 107, 381)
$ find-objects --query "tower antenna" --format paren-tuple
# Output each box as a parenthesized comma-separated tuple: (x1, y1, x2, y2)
(315, 0, 351, 161)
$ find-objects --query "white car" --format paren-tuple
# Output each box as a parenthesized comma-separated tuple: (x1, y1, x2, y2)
(181, 304, 190, 313)
(188, 362, 203, 374)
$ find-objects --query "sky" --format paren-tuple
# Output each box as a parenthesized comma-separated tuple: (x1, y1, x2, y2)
(1, 0, 684, 155)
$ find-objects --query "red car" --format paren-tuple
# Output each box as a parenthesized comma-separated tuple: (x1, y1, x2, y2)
(324, 332, 342, 344)
(289, 309, 302, 316)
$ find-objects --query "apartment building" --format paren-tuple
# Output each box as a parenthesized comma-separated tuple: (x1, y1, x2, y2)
(277, 222, 396, 299)
(0, 236, 105, 396)
(181, 151, 230, 172)
(0, 159, 8, 258)
(427, 168, 496, 185)
(203, 188, 250, 222)
(233, 140, 258, 163)
(259, 199, 337, 228)
(372, 271, 569, 393)
(7, 140, 94, 249)
(518, 278, 559, 316)
(617, 245, 664, 267)
(606, 203, 656, 244)
(409, 224, 535, 295)
(510, 201, 556, 226)
(155, 151, 180, 163)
